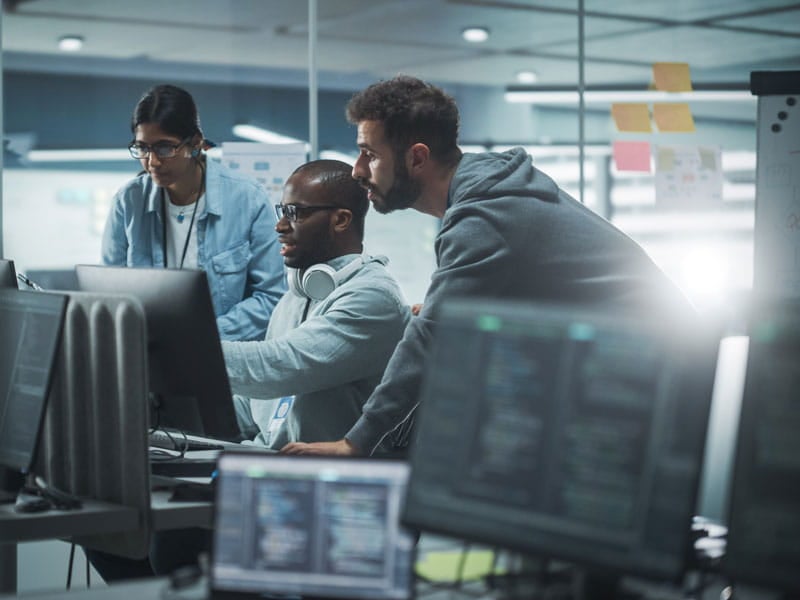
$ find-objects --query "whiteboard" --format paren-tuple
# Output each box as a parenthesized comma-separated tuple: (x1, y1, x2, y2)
(752, 71, 800, 297)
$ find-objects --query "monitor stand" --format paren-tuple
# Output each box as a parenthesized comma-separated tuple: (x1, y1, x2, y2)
(0, 466, 24, 505)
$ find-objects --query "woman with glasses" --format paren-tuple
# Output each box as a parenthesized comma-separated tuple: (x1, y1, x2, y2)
(101, 84, 286, 341)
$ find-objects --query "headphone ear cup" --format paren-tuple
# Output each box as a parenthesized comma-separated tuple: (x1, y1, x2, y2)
(301, 265, 338, 301)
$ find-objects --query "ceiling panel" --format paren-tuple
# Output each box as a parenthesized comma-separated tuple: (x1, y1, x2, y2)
(719, 6, 800, 34)
(1, 0, 798, 89)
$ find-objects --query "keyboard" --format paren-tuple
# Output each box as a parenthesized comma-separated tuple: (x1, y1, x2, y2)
(149, 429, 230, 452)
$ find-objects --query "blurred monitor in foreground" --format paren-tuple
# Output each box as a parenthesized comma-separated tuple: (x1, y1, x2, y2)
(723, 299, 800, 595)
(211, 452, 415, 600)
(403, 299, 720, 583)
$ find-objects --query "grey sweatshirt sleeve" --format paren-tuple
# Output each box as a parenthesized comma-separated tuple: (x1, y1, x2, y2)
(223, 277, 409, 401)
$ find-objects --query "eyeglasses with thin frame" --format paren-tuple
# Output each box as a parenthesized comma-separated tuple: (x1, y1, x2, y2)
(274, 203, 343, 222)
(128, 136, 192, 160)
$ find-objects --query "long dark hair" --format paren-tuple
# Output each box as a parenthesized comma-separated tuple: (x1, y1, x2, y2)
(131, 84, 202, 139)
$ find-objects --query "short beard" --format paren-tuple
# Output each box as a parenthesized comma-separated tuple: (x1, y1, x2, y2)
(373, 161, 420, 215)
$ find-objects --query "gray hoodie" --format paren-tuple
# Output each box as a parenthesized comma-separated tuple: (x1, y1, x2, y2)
(347, 147, 692, 454)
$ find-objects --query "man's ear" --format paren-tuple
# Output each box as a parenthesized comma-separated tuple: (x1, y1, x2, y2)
(407, 143, 430, 174)
(331, 208, 353, 233)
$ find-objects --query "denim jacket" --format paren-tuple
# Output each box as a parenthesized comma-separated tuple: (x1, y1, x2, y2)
(101, 158, 286, 341)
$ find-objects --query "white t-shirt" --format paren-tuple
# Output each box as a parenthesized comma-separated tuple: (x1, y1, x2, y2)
(165, 195, 205, 269)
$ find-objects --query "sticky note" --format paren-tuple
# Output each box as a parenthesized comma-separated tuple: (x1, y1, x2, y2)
(611, 103, 652, 132)
(613, 141, 651, 172)
(653, 103, 695, 132)
(415, 550, 499, 582)
(652, 62, 693, 92)
(698, 146, 718, 170)
(656, 147, 675, 171)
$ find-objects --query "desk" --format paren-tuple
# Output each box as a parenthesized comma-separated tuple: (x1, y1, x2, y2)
(0, 491, 213, 595)
(0, 498, 137, 595)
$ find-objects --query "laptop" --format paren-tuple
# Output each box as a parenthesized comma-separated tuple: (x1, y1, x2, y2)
(210, 450, 415, 600)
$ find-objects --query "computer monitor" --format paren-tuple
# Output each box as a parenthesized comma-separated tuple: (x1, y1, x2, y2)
(0, 259, 18, 289)
(402, 299, 719, 583)
(0, 289, 67, 499)
(722, 300, 800, 594)
(211, 451, 415, 600)
(25, 269, 79, 291)
(75, 265, 241, 441)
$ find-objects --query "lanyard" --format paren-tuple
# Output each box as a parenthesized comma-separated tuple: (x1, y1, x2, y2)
(160, 186, 200, 269)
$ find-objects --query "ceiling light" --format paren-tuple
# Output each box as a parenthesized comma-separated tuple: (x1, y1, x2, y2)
(27, 148, 131, 162)
(462, 27, 489, 43)
(515, 70, 538, 84)
(504, 85, 754, 105)
(58, 35, 84, 52)
(232, 124, 304, 144)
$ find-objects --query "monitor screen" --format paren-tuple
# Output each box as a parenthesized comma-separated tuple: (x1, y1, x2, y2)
(75, 265, 240, 441)
(722, 301, 800, 594)
(0, 289, 67, 473)
(211, 452, 415, 600)
(0, 259, 17, 289)
(403, 299, 719, 582)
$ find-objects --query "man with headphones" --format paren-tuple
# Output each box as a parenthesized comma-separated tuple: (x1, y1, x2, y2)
(222, 159, 411, 451)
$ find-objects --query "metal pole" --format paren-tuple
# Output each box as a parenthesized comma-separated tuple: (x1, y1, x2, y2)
(578, 0, 585, 204)
(308, 0, 319, 160)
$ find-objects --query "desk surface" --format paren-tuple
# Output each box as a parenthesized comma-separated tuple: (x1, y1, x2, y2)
(0, 491, 213, 543)
(0, 498, 139, 544)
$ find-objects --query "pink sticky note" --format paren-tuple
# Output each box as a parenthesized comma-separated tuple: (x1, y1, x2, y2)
(613, 141, 651, 172)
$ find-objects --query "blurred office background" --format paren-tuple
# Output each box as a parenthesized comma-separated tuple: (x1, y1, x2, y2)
(2, 0, 798, 592)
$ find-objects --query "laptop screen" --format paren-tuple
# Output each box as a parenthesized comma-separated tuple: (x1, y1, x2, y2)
(211, 451, 415, 600)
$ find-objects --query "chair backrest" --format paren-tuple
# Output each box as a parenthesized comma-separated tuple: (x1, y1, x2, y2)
(35, 290, 151, 559)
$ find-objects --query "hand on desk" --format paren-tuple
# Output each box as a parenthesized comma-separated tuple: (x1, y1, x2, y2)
(281, 438, 359, 456)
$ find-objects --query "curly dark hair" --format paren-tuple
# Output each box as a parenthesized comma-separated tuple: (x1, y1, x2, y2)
(346, 75, 462, 168)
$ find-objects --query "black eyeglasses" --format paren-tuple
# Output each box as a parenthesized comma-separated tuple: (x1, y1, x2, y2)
(128, 137, 192, 159)
(274, 204, 343, 222)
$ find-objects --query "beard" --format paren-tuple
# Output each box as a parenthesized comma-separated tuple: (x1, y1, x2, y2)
(370, 162, 421, 215)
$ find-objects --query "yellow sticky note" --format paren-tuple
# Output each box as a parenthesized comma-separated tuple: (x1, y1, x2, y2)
(611, 103, 652, 132)
(652, 62, 693, 92)
(415, 550, 499, 583)
(653, 103, 695, 132)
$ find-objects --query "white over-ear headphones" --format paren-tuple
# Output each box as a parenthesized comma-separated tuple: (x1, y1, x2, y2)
(287, 254, 388, 301)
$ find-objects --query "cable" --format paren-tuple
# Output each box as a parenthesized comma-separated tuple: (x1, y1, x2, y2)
(454, 542, 470, 588)
(66, 543, 75, 589)
(86, 546, 91, 588)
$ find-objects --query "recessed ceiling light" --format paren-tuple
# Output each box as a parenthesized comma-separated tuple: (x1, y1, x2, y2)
(515, 70, 538, 84)
(462, 27, 489, 43)
(58, 35, 84, 52)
